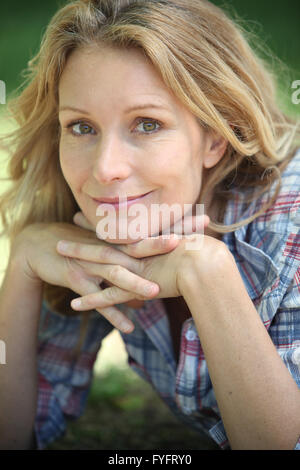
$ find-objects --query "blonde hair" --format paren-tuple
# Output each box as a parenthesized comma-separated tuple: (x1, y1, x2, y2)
(1, 0, 299, 355)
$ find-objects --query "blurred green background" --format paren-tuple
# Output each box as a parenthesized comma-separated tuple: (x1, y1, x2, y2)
(0, 0, 299, 451)
(0, 0, 299, 113)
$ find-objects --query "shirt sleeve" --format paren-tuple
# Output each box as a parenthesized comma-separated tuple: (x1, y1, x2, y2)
(34, 300, 114, 450)
(268, 265, 300, 450)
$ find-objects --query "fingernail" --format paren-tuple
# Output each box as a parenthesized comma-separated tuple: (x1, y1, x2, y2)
(71, 298, 82, 309)
(144, 284, 155, 296)
(57, 241, 69, 252)
(121, 321, 133, 333)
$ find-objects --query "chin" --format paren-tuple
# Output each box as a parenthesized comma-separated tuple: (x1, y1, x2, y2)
(101, 235, 147, 245)
(95, 222, 151, 244)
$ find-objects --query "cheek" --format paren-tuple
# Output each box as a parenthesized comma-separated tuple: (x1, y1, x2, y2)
(59, 140, 88, 189)
(148, 141, 186, 176)
(159, 142, 203, 199)
(153, 142, 199, 183)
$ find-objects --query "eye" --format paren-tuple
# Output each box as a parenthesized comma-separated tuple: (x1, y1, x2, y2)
(135, 118, 162, 134)
(67, 121, 96, 136)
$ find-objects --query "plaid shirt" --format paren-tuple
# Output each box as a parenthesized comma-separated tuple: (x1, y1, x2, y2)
(34, 149, 300, 450)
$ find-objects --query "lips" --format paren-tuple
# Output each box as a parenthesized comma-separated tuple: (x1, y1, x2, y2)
(92, 190, 153, 209)
(92, 190, 153, 204)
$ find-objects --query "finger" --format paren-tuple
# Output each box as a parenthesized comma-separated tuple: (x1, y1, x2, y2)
(74, 260, 160, 299)
(118, 215, 209, 259)
(73, 212, 95, 231)
(57, 239, 162, 295)
(67, 270, 135, 333)
(101, 279, 147, 300)
(95, 305, 135, 333)
(57, 239, 141, 273)
(119, 234, 180, 259)
(71, 287, 139, 311)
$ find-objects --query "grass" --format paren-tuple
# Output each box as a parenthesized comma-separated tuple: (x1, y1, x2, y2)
(45, 367, 219, 451)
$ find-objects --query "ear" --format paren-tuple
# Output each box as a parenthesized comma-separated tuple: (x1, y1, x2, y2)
(203, 131, 228, 169)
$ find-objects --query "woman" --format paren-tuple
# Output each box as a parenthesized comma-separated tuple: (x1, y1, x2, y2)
(0, 0, 299, 450)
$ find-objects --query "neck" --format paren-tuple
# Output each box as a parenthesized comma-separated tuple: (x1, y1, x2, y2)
(203, 191, 224, 240)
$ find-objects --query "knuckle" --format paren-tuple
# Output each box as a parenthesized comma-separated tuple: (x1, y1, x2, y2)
(108, 264, 123, 283)
(104, 286, 117, 302)
(65, 258, 85, 286)
(64, 258, 78, 282)
(85, 295, 95, 307)
(185, 239, 231, 271)
(214, 243, 233, 267)
(130, 277, 139, 292)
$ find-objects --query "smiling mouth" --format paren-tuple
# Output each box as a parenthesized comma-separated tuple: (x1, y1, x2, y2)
(92, 190, 153, 203)
(92, 190, 153, 209)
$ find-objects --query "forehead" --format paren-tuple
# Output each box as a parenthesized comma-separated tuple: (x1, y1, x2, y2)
(58, 45, 181, 112)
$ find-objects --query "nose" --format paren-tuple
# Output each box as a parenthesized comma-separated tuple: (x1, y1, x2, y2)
(92, 133, 131, 184)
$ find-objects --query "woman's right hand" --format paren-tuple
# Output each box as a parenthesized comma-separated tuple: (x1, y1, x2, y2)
(10, 222, 171, 332)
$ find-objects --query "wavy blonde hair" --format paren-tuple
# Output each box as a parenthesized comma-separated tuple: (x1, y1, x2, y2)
(1, 0, 299, 355)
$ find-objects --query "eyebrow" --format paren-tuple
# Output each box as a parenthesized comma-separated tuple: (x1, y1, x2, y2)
(124, 103, 171, 113)
(59, 106, 90, 114)
(59, 103, 171, 114)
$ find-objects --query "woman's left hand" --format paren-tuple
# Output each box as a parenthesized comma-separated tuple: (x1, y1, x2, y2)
(57, 211, 210, 312)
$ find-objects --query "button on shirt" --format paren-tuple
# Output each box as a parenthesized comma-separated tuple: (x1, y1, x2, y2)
(34, 149, 300, 450)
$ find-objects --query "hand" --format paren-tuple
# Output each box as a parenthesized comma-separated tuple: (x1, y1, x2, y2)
(73, 212, 184, 309)
(56, 211, 210, 314)
(12, 222, 170, 332)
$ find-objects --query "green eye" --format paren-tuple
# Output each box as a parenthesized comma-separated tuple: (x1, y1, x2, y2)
(73, 122, 93, 135)
(136, 119, 161, 134)
(142, 121, 156, 132)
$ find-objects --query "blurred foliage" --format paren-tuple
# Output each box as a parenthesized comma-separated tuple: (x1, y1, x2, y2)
(213, 0, 300, 116)
(214, 0, 300, 73)
(0, 0, 299, 113)
(0, 0, 61, 98)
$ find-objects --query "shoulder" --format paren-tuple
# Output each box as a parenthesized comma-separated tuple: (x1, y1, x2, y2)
(246, 149, 300, 263)
(224, 148, 300, 233)
(254, 148, 300, 231)
(222, 149, 300, 325)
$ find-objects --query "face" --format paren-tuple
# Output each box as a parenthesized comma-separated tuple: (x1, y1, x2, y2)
(58, 45, 225, 243)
